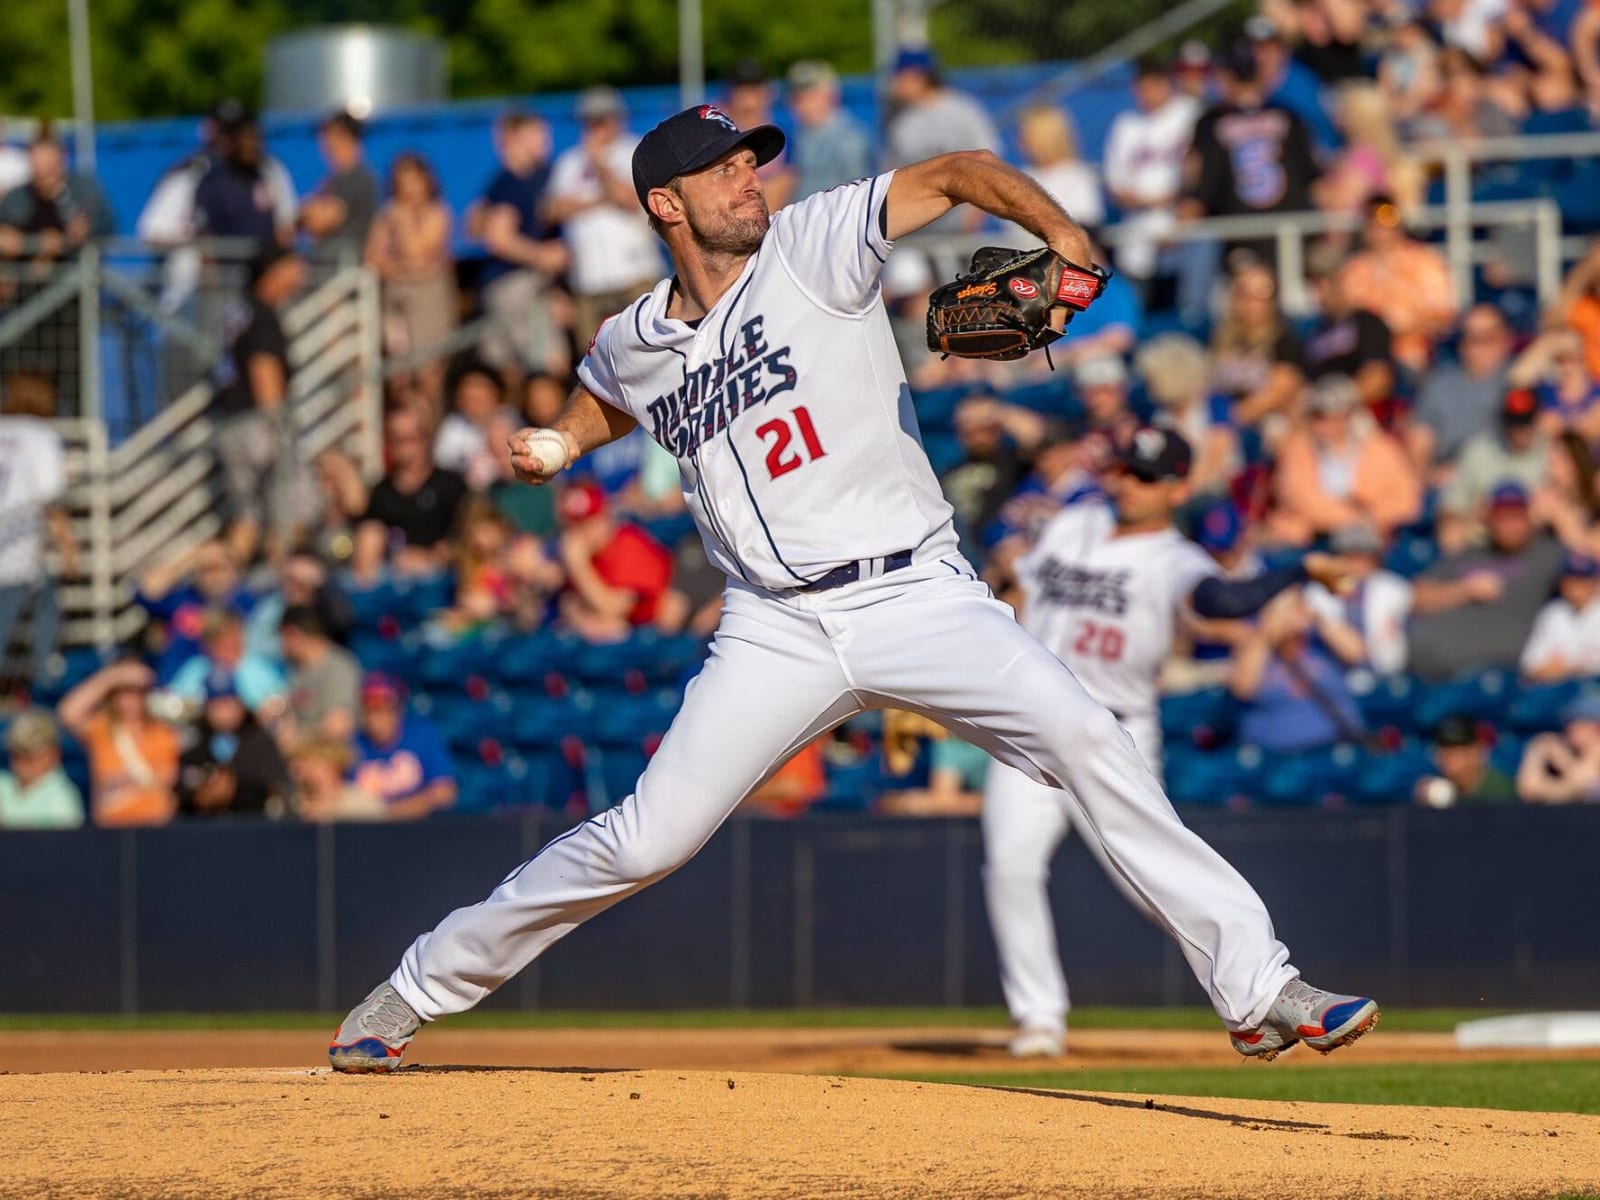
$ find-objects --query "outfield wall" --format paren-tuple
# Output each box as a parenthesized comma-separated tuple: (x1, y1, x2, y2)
(2, 807, 1596, 1013)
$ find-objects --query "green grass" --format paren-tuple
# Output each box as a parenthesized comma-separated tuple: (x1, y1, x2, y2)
(0, 1005, 1507, 1033)
(888, 1060, 1600, 1116)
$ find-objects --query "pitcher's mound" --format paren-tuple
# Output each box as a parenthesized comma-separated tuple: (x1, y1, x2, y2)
(4, 1068, 1597, 1199)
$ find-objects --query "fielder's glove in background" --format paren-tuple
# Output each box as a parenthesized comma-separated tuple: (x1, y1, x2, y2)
(925, 246, 1110, 362)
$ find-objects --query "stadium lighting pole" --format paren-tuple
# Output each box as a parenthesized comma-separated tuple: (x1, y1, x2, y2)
(679, 0, 705, 107)
(67, 0, 96, 171)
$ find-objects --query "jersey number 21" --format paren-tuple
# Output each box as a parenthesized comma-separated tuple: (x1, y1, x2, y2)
(757, 406, 827, 480)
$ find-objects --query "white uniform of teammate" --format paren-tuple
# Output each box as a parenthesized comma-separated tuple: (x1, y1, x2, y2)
(982, 496, 1220, 1045)
(369, 128, 1301, 1045)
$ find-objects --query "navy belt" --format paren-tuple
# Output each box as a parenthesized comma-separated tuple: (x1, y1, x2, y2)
(797, 550, 915, 593)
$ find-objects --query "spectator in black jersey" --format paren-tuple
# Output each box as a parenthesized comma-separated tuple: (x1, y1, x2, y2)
(1300, 241, 1395, 413)
(353, 405, 468, 584)
(1182, 41, 1319, 272)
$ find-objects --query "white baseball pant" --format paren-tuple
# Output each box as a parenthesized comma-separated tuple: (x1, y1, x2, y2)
(389, 562, 1296, 1031)
(981, 714, 1165, 1040)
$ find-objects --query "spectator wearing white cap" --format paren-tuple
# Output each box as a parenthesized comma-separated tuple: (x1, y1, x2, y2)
(1520, 550, 1600, 682)
(785, 61, 871, 202)
(1304, 521, 1414, 675)
(544, 87, 663, 348)
(0, 707, 83, 829)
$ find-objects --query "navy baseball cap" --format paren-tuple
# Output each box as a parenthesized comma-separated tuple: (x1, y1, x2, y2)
(1195, 501, 1244, 552)
(631, 105, 786, 208)
(1488, 480, 1530, 510)
(1564, 549, 1600, 578)
(1117, 426, 1193, 483)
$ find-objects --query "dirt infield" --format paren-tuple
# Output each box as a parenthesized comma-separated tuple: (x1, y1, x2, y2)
(4, 1066, 1598, 1199)
(1, 1023, 1595, 1074)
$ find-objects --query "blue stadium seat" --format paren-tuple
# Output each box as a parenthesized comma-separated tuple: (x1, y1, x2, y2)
(597, 745, 651, 805)
(1257, 743, 1364, 806)
(921, 431, 964, 477)
(911, 386, 968, 429)
(1414, 669, 1515, 731)
(1354, 741, 1431, 805)
(1490, 733, 1528, 778)
(1507, 680, 1582, 732)
(1165, 744, 1264, 807)
(1351, 672, 1423, 732)
(455, 752, 540, 813)
(816, 755, 884, 811)
(1003, 378, 1075, 415)
(389, 574, 454, 621)
(1159, 687, 1238, 743)
(417, 634, 508, 690)
(591, 689, 678, 745)
(510, 689, 598, 748)
(346, 582, 399, 629)
(493, 630, 581, 685)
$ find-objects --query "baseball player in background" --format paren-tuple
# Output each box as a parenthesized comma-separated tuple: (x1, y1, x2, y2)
(330, 105, 1380, 1071)
(983, 427, 1352, 1057)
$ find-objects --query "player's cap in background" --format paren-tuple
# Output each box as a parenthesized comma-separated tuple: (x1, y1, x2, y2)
(1307, 374, 1360, 416)
(209, 98, 257, 134)
(559, 480, 608, 523)
(632, 106, 786, 207)
(893, 47, 938, 75)
(5, 707, 59, 756)
(1244, 15, 1281, 42)
(1432, 714, 1480, 748)
(361, 672, 406, 709)
(1117, 425, 1192, 483)
(1194, 501, 1244, 552)
(576, 86, 627, 124)
(1075, 354, 1128, 389)
(1175, 40, 1212, 71)
(1501, 387, 1539, 425)
(728, 59, 768, 88)
(787, 60, 838, 94)
(1330, 521, 1384, 556)
(1487, 479, 1531, 510)
(1563, 549, 1600, 578)
(1219, 40, 1259, 83)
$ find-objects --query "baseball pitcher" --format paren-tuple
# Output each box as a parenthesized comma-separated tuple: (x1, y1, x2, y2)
(330, 105, 1378, 1071)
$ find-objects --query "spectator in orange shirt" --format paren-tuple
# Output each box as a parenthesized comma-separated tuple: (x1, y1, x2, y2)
(1268, 374, 1422, 546)
(1337, 194, 1456, 373)
(56, 660, 181, 827)
(1555, 238, 1600, 381)
(556, 480, 674, 642)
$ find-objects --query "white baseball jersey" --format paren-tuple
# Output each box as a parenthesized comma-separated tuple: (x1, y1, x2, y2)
(549, 139, 663, 295)
(1015, 501, 1217, 719)
(576, 172, 960, 591)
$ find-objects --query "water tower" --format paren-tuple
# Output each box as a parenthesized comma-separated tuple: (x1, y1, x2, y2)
(264, 25, 447, 117)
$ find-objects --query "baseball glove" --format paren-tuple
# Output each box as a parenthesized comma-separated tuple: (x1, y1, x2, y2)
(925, 246, 1110, 362)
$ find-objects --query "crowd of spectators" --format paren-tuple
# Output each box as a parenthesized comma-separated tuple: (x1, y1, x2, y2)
(8, 0, 1600, 827)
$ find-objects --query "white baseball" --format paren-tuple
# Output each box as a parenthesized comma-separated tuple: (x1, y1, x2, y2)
(519, 428, 570, 476)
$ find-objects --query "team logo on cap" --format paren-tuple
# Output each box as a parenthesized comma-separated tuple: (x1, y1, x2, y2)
(1134, 428, 1166, 460)
(697, 104, 739, 132)
(1009, 277, 1039, 300)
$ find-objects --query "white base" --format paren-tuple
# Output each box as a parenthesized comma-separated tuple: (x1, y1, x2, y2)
(1454, 1012, 1600, 1050)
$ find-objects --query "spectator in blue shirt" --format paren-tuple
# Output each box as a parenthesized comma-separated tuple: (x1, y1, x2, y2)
(1231, 589, 1367, 753)
(166, 608, 289, 721)
(352, 672, 456, 820)
(785, 60, 872, 202)
(474, 111, 569, 379)
(136, 540, 256, 682)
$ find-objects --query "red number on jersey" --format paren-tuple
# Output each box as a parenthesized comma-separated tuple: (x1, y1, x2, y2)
(1072, 621, 1125, 662)
(757, 406, 827, 481)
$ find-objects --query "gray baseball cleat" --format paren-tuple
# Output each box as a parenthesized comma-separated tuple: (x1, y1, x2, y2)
(1229, 978, 1380, 1062)
(328, 982, 422, 1073)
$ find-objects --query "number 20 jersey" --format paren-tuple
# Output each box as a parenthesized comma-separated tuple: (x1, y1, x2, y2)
(575, 171, 959, 592)
(1015, 502, 1218, 720)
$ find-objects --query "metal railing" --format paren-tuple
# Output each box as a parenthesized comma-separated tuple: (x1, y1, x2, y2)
(0, 239, 382, 654)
